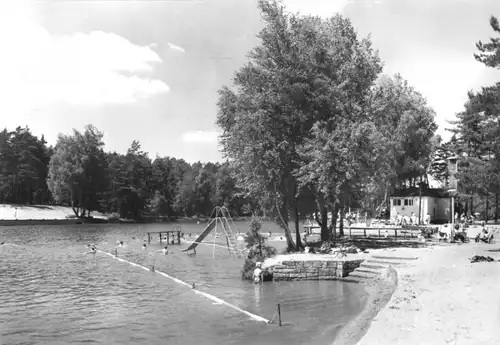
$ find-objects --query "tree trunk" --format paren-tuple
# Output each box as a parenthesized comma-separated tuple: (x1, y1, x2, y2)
(294, 202, 303, 250)
(292, 182, 303, 250)
(276, 197, 295, 252)
(485, 194, 489, 222)
(495, 193, 498, 223)
(320, 206, 329, 242)
(330, 204, 338, 244)
(339, 206, 344, 237)
(470, 196, 473, 217)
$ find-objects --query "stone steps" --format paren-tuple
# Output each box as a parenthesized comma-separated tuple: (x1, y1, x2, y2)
(363, 259, 405, 266)
(371, 255, 419, 261)
(359, 262, 386, 270)
(348, 270, 379, 279)
(347, 254, 418, 281)
(355, 268, 382, 275)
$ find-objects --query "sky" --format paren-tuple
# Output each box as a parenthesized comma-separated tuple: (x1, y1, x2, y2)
(1, 0, 500, 163)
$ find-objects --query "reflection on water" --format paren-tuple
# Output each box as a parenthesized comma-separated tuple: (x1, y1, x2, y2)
(0, 222, 367, 345)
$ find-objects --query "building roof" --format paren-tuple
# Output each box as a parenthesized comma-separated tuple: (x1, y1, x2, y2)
(390, 187, 455, 198)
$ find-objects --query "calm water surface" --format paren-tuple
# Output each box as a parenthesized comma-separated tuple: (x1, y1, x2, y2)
(0, 221, 367, 345)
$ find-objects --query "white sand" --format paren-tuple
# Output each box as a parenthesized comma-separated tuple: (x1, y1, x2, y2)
(356, 243, 500, 345)
(0, 205, 107, 220)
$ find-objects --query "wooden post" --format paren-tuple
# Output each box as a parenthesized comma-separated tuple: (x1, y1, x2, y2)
(349, 227, 352, 237)
(277, 303, 282, 326)
(148, 233, 151, 244)
(115, 248, 118, 257)
(177, 231, 180, 244)
(167, 232, 170, 244)
(378, 228, 381, 237)
(395, 229, 397, 238)
(160, 232, 162, 245)
(363, 228, 366, 237)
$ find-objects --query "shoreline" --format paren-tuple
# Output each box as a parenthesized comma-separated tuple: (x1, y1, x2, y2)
(351, 243, 500, 345)
(333, 265, 399, 345)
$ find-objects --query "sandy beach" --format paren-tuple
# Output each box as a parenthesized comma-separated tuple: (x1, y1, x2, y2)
(0, 204, 107, 220)
(344, 241, 500, 345)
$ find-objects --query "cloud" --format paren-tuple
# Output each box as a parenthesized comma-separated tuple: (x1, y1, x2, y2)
(181, 130, 220, 143)
(0, 0, 169, 114)
(168, 42, 186, 53)
(282, 0, 349, 17)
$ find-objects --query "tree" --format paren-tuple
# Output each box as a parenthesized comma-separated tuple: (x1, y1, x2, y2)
(47, 125, 109, 217)
(428, 138, 453, 187)
(475, 16, 500, 68)
(241, 214, 277, 280)
(369, 74, 438, 189)
(217, 0, 385, 248)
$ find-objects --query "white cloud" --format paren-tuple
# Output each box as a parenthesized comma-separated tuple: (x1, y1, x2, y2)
(0, 0, 169, 114)
(168, 42, 186, 53)
(282, 0, 349, 17)
(181, 130, 220, 143)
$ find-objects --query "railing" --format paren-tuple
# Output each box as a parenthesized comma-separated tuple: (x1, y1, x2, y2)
(344, 226, 438, 239)
(304, 224, 438, 239)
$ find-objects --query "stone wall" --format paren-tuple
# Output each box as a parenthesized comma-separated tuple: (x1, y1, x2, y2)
(268, 259, 364, 281)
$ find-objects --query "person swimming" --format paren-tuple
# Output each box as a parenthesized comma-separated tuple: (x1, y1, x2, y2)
(154, 246, 169, 255)
(142, 244, 147, 250)
(118, 241, 124, 247)
(85, 244, 97, 254)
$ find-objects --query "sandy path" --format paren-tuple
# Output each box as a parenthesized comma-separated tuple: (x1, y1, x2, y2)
(357, 243, 500, 345)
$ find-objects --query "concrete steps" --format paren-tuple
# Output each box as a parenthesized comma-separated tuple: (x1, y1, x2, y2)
(359, 262, 386, 270)
(348, 270, 379, 279)
(371, 255, 419, 261)
(355, 267, 382, 275)
(363, 259, 405, 266)
(347, 254, 418, 281)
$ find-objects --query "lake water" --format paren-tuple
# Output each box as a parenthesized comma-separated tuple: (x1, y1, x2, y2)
(0, 221, 367, 345)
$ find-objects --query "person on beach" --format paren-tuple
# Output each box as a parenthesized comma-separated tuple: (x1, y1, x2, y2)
(253, 262, 263, 284)
(476, 222, 494, 243)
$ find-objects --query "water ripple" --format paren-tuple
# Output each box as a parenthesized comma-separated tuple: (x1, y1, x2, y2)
(0, 223, 367, 345)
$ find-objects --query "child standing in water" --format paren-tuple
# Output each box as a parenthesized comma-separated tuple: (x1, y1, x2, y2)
(253, 262, 263, 284)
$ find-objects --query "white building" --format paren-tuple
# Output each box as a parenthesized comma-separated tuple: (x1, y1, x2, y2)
(389, 188, 454, 224)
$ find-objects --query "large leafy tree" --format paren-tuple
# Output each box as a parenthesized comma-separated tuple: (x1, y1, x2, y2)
(47, 125, 109, 217)
(369, 74, 438, 189)
(218, 0, 389, 245)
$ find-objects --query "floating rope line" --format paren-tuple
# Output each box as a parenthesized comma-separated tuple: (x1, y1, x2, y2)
(96, 248, 269, 323)
(267, 309, 279, 324)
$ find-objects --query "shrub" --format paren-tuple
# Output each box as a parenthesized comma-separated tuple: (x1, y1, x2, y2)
(241, 215, 277, 280)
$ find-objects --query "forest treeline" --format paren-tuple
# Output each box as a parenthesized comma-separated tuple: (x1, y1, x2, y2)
(0, 126, 253, 219)
(0, 1, 499, 252)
